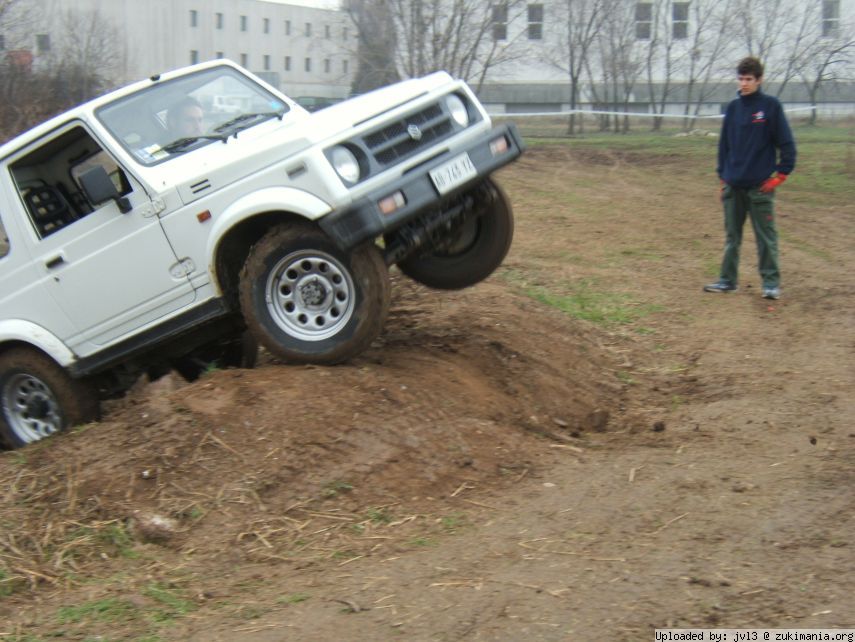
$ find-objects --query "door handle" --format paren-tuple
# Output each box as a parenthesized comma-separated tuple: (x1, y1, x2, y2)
(45, 255, 65, 269)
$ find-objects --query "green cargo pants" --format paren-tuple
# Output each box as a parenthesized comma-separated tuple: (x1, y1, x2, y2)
(718, 184, 780, 289)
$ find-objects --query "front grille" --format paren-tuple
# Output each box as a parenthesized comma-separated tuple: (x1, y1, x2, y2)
(363, 102, 455, 168)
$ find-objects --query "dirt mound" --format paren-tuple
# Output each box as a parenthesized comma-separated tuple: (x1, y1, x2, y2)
(0, 276, 629, 590)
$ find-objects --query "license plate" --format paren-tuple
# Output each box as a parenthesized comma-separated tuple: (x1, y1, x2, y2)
(429, 153, 477, 195)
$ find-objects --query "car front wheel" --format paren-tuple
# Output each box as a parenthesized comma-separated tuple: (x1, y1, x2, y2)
(397, 178, 514, 290)
(239, 223, 390, 364)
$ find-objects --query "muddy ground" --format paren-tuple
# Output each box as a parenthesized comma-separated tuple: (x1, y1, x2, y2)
(1, 129, 853, 641)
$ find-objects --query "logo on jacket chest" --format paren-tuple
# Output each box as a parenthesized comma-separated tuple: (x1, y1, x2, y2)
(752, 110, 766, 123)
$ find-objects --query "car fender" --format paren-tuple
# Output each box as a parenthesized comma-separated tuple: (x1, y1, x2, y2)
(206, 186, 333, 263)
(0, 320, 77, 367)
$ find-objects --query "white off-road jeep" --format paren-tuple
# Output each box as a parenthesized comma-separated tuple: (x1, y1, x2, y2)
(0, 60, 522, 448)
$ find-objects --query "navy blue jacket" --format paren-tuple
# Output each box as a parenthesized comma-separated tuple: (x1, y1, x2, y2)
(717, 89, 796, 188)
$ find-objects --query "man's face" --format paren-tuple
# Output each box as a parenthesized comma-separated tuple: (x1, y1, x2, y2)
(176, 105, 204, 137)
(738, 74, 761, 96)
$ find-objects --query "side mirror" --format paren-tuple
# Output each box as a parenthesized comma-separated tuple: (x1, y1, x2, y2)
(78, 166, 132, 213)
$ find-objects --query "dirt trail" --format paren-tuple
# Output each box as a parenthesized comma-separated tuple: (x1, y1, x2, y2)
(1, 141, 853, 641)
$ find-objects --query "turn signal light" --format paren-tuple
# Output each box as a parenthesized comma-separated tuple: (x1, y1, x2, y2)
(378, 191, 405, 215)
(489, 136, 509, 156)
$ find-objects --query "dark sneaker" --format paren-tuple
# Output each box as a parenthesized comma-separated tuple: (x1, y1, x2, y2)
(762, 287, 781, 300)
(703, 281, 738, 293)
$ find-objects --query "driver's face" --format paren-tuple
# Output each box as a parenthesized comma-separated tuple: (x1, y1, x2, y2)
(176, 106, 204, 136)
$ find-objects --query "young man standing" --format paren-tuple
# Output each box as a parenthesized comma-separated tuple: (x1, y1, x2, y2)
(704, 57, 796, 300)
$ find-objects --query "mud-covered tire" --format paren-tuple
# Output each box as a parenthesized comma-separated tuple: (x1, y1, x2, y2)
(0, 348, 100, 449)
(398, 179, 514, 290)
(238, 223, 390, 364)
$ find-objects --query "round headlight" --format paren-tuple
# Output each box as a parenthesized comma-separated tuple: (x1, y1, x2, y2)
(445, 94, 469, 127)
(331, 146, 360, 184)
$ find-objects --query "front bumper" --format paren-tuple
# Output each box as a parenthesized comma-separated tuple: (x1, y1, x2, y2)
(319, 123, 524, 250)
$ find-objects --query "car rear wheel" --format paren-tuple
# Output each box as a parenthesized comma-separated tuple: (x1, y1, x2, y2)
(239, 223, 390, 364)
(0, 348, 100, 449)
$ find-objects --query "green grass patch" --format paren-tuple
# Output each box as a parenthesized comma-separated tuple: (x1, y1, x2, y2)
(143, 583, 196, 621)
(526, 281, 662, 326)
(365, 507, 393, 524)
(321, 480, 354, 498)
(779, 230, 833, 261)
(277, 592, 311, 605)
(57, 597, 137, 624)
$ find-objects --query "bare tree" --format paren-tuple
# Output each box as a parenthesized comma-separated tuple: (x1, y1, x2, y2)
(797, 15, 855, 125)
(590, 0, 644, 133)
(636, 0, 682, 131)
(0, 3, 121, 140)
(347, 0, 401, 94)
(548, 0, 606, 135)
(733, 0, 799, 71)
(387, 0, 527, 91)
(679, 0, 734, 129)
(51, 8, 122, 103)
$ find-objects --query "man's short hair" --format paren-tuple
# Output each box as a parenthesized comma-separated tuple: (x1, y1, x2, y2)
(166, 96, 203, 128)
(737, 56, 764, 79)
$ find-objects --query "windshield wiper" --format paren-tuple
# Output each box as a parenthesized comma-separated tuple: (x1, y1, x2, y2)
(162, 134, 230, 154)
(213, 108, 289, 135)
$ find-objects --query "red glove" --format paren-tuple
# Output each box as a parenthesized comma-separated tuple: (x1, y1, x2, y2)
(760, 174, 788, 193)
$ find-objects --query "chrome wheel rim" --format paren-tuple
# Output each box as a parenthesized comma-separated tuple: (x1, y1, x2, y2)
(2, 373, 62, 443)
(265, 249, 356, 342)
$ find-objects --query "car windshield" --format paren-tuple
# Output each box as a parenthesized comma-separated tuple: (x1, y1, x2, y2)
(96, 66, 289, 166)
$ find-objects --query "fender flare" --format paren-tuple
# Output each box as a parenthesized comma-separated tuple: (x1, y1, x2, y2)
(205, 186, 334, 280)
(0, 320, 77, 368)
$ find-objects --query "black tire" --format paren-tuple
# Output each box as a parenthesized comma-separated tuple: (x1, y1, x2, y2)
(238, 223, 390, 364)
(171, 331, 259, 382)
(397, 178, 514, 290)
(0, 348, 100, 449)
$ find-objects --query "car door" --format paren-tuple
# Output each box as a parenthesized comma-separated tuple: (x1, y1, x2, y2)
(10, 122, 196, 355)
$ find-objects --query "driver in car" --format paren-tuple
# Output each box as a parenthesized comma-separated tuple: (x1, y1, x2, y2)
(166, 97, 205, 138)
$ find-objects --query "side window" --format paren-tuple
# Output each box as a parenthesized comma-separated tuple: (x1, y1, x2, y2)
(10, 125, 132, 239)
(0, 214, 9, 258)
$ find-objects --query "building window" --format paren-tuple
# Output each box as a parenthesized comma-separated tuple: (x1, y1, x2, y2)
(216, 51, 224, 59)
(343, 59, 349, 74)
(343, 27, 348, 40)
(264, 54, 271, 70)
(0, 35, 5, 51)
(324, 58, 330, 73)
(305, 22, 312, 37)
(672, 2, 689, 39)
(190, 9, 198, 27)
(264, 18, 270, 34)
(284, 55, 291, 71)
(240, 15, 248, 31)
(241, 53, 248, 67)
(823, 0, 840, 37)
(325, 24, 331, 38)
(190, 50, 200, 64)
(36, 34, 50, 52)
(285, 20, 291, 35)
(492, 4, 508, 41)
(635, 3, 652, 40)
(305, 57, 311, 72)
(216, 12, 223, 29)
(527, 4, 543, 40)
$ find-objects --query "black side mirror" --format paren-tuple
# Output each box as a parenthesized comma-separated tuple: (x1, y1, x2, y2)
(78, 166, 132, 213)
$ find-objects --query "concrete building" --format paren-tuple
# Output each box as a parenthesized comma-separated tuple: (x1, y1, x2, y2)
(1, 0, 354, 100)
(477, 0, 855, 116)
(1, 0, 852, 115)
